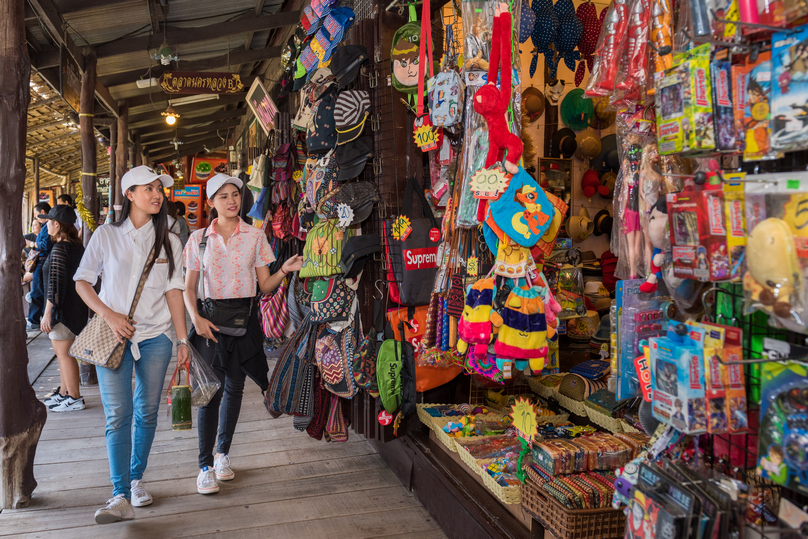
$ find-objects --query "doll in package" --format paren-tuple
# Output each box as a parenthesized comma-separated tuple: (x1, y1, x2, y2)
(655, 44, 716, 155)
(771, 26, 808, 153)
(732, 52, 782, 161)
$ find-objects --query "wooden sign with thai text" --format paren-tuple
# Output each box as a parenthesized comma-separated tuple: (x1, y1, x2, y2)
(160, 72, 245, 94)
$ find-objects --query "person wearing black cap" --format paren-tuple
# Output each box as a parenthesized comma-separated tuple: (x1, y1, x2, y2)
(40, 205, 89, 412)
(26, 201, 54, 330)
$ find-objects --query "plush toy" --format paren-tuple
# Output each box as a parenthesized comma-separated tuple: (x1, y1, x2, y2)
(491, 285, 550, 375)
(581, 169, 611, 198)
(639, 197, 669, 293)
(473, 4, 523, 175)
(534, 271, 562, 327)
(744, 218, 802, 319)
(457, 279, 495, 360)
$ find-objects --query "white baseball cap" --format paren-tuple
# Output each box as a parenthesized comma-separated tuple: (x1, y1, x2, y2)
(206, 173, 244, 199)
(121, 165, 173, 194)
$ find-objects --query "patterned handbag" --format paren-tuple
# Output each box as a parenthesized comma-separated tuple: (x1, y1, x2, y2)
(266, 316, 314, 417)
(69, 247, 155, 369)
(314, 324, 358, 399)
(299, 219, 353, 278)
(352, 315, 379, 397)
(309, 276, 356, 323)
(260, 278, 289, 340)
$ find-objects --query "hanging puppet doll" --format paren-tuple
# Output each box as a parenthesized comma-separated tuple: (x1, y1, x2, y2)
(473, 3, 523, 175)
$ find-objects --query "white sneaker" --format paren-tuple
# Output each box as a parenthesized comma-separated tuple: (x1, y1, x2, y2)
(44, 393, 66, 406)
(130, 480, 153, 507)
(94, 494, 135, 524)
(214, 454, 235, 481)
(49, 396, 85, 412)
(197, 467, 219, 495)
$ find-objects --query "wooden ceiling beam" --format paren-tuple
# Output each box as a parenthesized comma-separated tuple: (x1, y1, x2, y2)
(27, 0, 119, 116)
(142, 119, 242, 146)
(127, 89, 248, 110)
(147, 0, 163, 35)
(151, 138, 224, 162)
(58, 0, 132, 14)
(28, 129, 80, 146)
(101, 45, 281, 88)
(146, 133, 227, 154)
(95, 11, 300, 59)
(128, 94, 245, 125)
(139, 108, 247, 139)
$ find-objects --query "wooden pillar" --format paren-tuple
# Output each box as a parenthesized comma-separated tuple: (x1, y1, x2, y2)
(129, 132, 136, 168)
(142, 148, 149, 168)
(32, 156, 39, 218)
(80, 50, 98, 246)
(134, 132, 142, 167)
(0, 0, 47, 510)
(109, 121, 117, 221)
(115, 101, 128, 212)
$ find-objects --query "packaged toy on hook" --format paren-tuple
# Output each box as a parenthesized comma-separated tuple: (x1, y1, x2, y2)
(732, 52, 782, 161)
(771, 25, 808, 154)
(584, 0, 629, 98)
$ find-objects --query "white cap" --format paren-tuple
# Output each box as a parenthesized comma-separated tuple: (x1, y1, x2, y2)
(121, 165, 173, 194)
(206, 173, 244, 199)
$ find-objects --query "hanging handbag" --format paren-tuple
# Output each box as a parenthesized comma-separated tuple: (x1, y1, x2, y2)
(383, 177, 441, 306)
(196, 227, 254, 337)
(300, 219, 353, 278)
(69, 247, 156, 370)
(260, 278, 289, 340)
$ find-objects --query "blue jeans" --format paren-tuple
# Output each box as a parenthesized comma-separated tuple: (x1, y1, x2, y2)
(27, 265, 45, 324)
(96, 334, 173, 499)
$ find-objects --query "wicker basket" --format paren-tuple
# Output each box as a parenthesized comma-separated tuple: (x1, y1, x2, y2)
(527, 376, 562, 400)
(454, 441, 522, 504)
(585, 406, 624, 434)
(620, 420, 642, 434)
(554, 392, 589, 417)
(428, 414, 506, 453)
(522, 479, 625, 539)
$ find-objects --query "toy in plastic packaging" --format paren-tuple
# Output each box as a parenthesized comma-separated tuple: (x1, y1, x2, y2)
(614, 126, 647, 280)
(703, 321, 748, 434)
(461, 0, 493, 72)
(771, 26, 808, 153)
(724, 173, 747, 281)
(614, 0, 651, 105)
(649, 0, 674, 79)
(712, 60, 737, 151)
(648, 324, 708, 434)
(584, 0, 629, 97)
(187, 341, 222, 407)
(655, 43, 716, 155)
(556, 263, 586, 320)
(629, 463, 697, 539)
(732, 52, 782, 161)
(758, 360, 808, 496)
(667, 189, 733, 282)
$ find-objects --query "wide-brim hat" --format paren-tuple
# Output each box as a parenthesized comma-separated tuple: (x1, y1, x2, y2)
(590, 96, 616, 129)
(551, 127, 577, 158)
(566, 207, 593, 243)
(592, 209, 613, 236)
(599, 171, 617, 199)
(335, 135, 373, 180)
(574, 128, 601, 160)
(522, 86, 545, 121)
(591, 134, 618, 173)
(335, 181, 379, 224)
(560, 88, 594, 131)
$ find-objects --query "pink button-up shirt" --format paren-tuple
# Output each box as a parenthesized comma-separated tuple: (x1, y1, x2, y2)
(184, 218, 275, 300)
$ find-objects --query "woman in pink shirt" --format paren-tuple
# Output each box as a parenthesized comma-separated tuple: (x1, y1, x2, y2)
(183, 174, 302, 495)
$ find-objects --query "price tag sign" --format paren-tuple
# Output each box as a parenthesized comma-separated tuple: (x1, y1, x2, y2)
(378, 410, 393, 425)
(469, 166, 511, 199)
(336, 203, 354, 228)
(391, 215, 412, 241)
(413, 115, 441, 152)
(467, 256, 479, 276)
(510, 397, 537, 447)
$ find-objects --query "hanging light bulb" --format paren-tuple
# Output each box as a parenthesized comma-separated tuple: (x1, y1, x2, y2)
(151, 40, 178, 66)
(162, 106, 180, 125)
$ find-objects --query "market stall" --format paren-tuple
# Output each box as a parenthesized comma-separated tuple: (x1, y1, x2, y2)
(242, 0, 808, 536)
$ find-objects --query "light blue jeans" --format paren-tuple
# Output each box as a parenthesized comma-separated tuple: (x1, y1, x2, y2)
(96, 334, 173, 499)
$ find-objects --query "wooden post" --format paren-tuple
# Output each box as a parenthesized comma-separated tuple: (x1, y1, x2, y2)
(32, 155, 39, 220)
(134, 132, 142, 167)
(0, 0, 48, 510)
(115, 101, 128, 212)
(80, 50, 98, 246)
(129, 132, 136, 169)
(109, 121, 117, 221)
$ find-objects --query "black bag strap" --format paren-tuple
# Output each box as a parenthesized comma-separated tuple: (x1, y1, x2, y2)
(198, 224, 253, 315)
(402, 176, 439, 230)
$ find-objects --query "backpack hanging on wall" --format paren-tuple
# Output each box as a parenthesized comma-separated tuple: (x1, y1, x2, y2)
(391, 3, 423, 96)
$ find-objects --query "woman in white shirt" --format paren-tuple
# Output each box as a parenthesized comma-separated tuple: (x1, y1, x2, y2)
(75, 166, 190, 525)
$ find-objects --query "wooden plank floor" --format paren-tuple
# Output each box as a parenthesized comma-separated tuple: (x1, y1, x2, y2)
(3, 340, 446, 539)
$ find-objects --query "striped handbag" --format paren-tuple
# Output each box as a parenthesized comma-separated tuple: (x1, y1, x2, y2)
(260, 278, 289, 340)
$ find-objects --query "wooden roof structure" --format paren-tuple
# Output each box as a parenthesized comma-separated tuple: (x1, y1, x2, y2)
(24, 0, 300, 188)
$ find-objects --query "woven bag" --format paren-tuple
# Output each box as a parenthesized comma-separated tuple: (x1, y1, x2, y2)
(70, 247, 155, 369)
(260, 278, 290, 340)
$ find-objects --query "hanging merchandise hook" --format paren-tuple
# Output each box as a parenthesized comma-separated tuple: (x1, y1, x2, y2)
(374, 280, 385, 300)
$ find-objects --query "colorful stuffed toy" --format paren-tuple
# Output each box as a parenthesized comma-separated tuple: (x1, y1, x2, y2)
(639, 197, 669, 293)
(534, 272, 562, 327)
(744, 218, 802, 319)
(491, 285, 550, 375)
(457, 279, 495, 361)
(472, 3, 523, 175)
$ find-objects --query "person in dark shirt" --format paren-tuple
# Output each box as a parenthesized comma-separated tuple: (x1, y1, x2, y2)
(40, 205, 89, 412)
(27, 202, 54, 329)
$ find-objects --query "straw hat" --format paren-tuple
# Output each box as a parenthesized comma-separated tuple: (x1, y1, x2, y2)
(599, 171, 617, 199)
(589, 96, 616, 129)
(522, 86, 546, 122)
(566, 207, 594, 243)
(574, 128, 601, 160)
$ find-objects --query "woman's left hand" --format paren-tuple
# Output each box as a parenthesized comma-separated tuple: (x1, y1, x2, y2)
(177, 342, 191, 368)
(281, 255, 304, 275)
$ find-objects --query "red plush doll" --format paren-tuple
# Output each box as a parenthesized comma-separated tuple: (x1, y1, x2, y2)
(473, 3, 523, 175)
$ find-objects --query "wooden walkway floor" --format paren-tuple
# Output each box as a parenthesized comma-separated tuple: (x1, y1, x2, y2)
(2, 333, 446, 539)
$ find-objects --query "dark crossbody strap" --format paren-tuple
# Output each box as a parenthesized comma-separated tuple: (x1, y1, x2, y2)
(198, 225, 254, 315)
(127, 246, 157, 321)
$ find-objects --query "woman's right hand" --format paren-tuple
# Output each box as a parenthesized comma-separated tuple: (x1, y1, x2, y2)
(192, 315, 219, 343)
(103, 311, 136, 343)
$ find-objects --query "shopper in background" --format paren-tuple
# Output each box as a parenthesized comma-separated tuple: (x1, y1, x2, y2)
(57, 194, 84, 239)
(183, 173, 302, 495)
(167, 200, 190, 247)
(75, 166, 190, 524)
(27, 202, 54, 330)
(40, 205, 89, 412)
